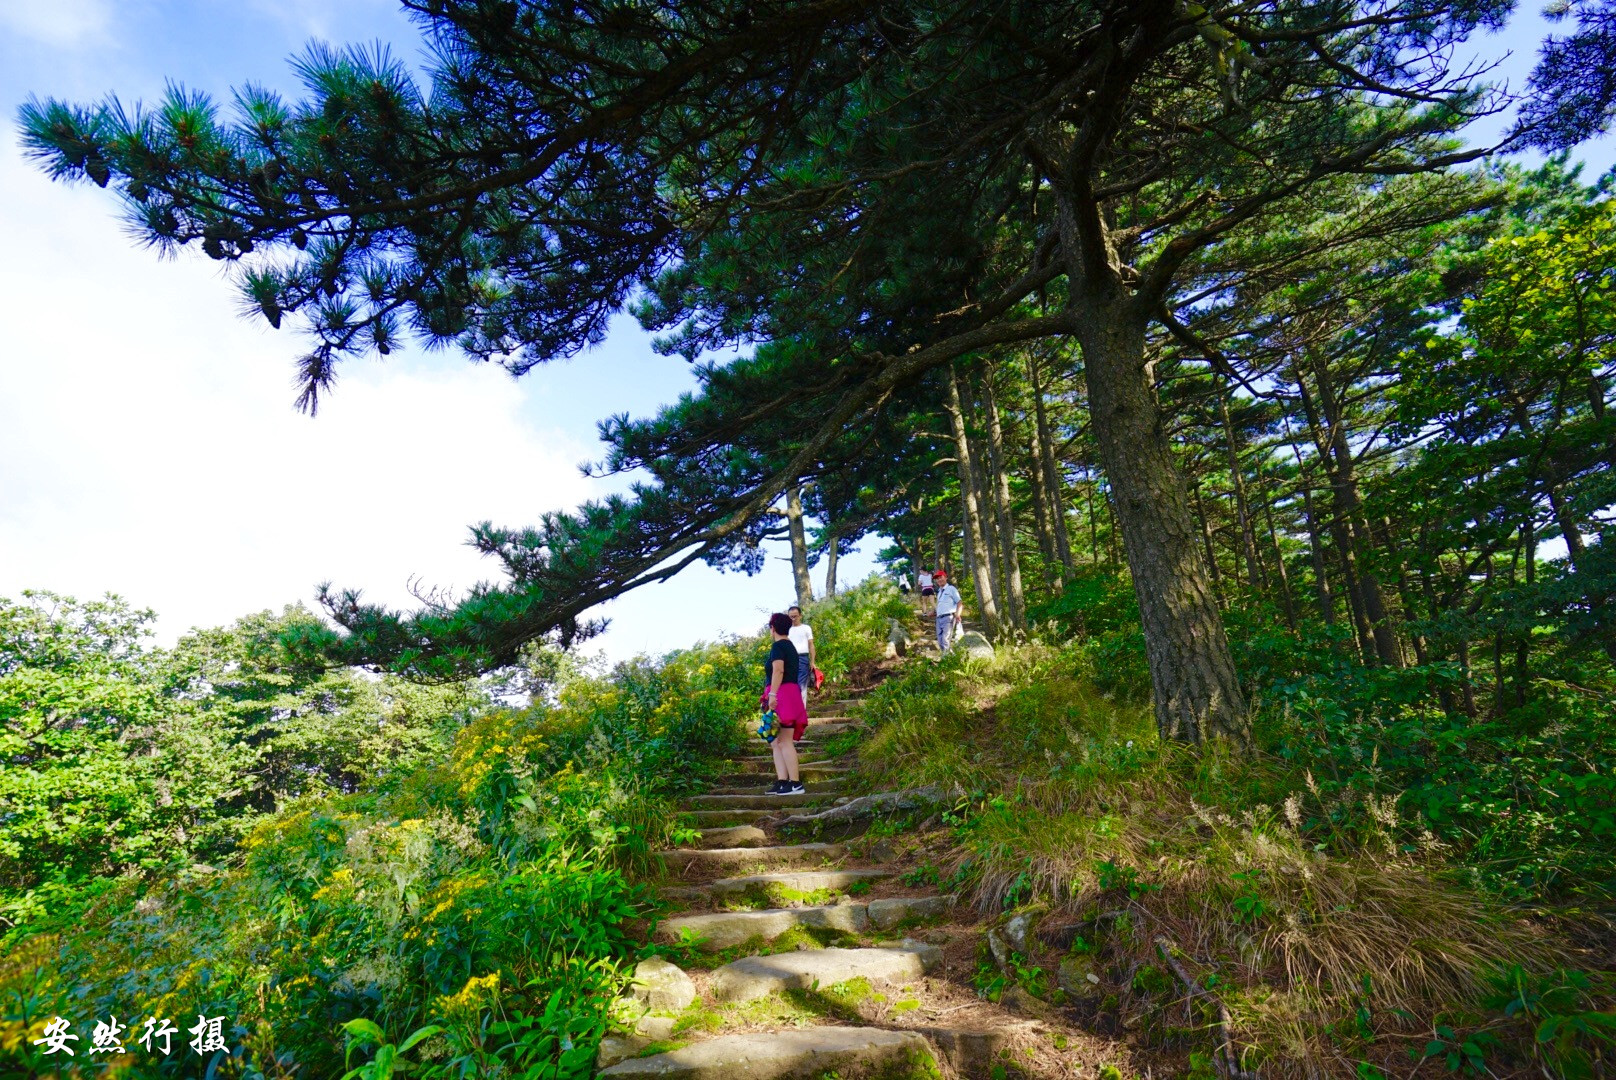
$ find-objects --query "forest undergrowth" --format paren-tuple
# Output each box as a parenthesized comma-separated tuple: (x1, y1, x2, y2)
(0, 583, 903, 1078)
(853, 573, 1615, 1080)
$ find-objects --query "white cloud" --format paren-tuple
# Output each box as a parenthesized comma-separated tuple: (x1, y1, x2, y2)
(0, 151, 591, 643)
(0, 0, 112, 47)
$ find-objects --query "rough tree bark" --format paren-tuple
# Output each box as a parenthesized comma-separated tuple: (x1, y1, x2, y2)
(946, 364, 1002, 638)
(1073, 301, 1249, 745)
(785, 484, 814, 609)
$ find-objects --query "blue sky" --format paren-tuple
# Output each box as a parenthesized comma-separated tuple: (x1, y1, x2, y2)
(0, 2, 1610, 661)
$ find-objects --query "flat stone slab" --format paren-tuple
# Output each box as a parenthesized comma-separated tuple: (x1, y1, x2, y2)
(657, 904, 870, 950)
(705, 869, 891, 900)
(682, 810, 775, 826)
(728, 758, 839, 774)
(597, 1026, 931, 1079)
(692, 826, 768, 849)
(708, 945, 939, 1003)
(867, 894, 955, 930)
(712, 766, 851, 785)
(707, 782, 846, 798)
(660, 843, 846, 874)
(689, 792, 837, 810)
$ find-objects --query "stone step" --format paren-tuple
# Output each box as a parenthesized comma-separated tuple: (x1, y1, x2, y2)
(679, 809, 776, 827)
(660, 842, 846, 874)
(690, 826, 767, 849)
(707, 942, 943, 1003)
(597, 1026, 932, 1079)
(706, 781, 846, 798)
(710, 766, 851, 786)
(657, 904, 870, 950)
(654, 894, 952, 950)
(724, 759, 845, 775)
(704, 868, 891, 900)
(688, 791, 839, 810)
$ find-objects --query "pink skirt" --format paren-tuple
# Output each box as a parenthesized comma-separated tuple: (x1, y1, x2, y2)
(765, 683, 809, 740)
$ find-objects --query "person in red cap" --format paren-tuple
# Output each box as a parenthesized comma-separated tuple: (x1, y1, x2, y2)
(933, 570, 963, 652)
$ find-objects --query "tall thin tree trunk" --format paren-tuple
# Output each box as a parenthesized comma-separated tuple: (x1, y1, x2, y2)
(1026, 417, 1061, 591)
(1029, 351, 1077, 574)
(1289, 443, 1336, 627)
(946, 365, 1001, 638)
(1256, 458, 1299, 632)
(1307, 359, 1401, 666)
(984, 365, 1028, 634)
(1295, 372, 1378, 662)
(785, 485, 814, 608)
(823, 533, 839, 597)
(1217, 391, 1267, 593)
(1191, 480, 1222, 598)
(1086, 478, 1101, 565)
(1073, 305, 1248, 745)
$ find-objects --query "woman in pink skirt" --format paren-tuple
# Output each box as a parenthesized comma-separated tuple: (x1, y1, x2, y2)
(763, 612, 808, 795)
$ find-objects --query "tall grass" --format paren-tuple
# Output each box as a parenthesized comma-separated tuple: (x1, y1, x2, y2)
(855, 642, 1608, 1078)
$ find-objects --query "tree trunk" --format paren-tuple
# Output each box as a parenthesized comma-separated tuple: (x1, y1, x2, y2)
(823, 533, 840, 597)
(785, 484, 814, 608)
(1217, 391, 1267, 593)
(1086, 478, 1101, 565)
(1028, 351, 1077, 574)
(984, 365, 1028, 634)
(1025, 410, 1061, 590)
(1256, 458, 1299, 632)
(1307, 358, 1401, 666)
(1289, 444, 1336, 627)
(1295, 371, 1380, 662)
(1190, 480, 1223, 598)
(1074, 306, 1249, 745)
(946, 365, 1001, 638)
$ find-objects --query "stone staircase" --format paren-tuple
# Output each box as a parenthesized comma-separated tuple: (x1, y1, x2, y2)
(596, 634, 1110, 1079)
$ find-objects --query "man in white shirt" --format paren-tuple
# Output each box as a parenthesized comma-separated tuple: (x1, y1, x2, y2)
(933, 571, 964, 652)
(787, 605, 816, 705)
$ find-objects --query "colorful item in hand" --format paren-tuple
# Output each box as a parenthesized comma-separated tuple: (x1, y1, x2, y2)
(757, 710, 780, 744)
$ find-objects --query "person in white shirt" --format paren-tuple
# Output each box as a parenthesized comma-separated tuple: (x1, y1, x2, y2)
(933, 571, 964, 652)
(917, 569, 935, 616)
(787, 605, 816, 706)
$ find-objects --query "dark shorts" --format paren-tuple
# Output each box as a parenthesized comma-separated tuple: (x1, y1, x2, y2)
(921, 586, 935, 597)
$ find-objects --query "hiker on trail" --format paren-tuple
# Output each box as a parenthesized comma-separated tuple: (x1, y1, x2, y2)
(918, 568, 935, 616)
(763, 612, 807, 795)
(787, 605, 817, 708)
(934, 570, 963, 653)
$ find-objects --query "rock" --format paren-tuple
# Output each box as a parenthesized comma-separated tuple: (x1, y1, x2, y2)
(657, 905, 870, 951)
(867, 839, 900, 863)
(659, 843, 846, 873)
(1003, 910, 1040, 954)
(704, 869, 890, 900)
(634, 1015, 676, 1040)
(986, 927, 1012, 969)
(597, 1027, 932, 1079)
(866, 894, 952, 930)
(692, 826, 767, 849)
(898, 937, 944, 971)
(598, 1035, 651, 1069)
(1058, 955, 1101, 997)
(887, 619, 910, 659)
(956, 630, 995, 660)
(629, 957, 696, 1012)
(1001, 985, 1054, 1019)
(707, 946, 932, 1003)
